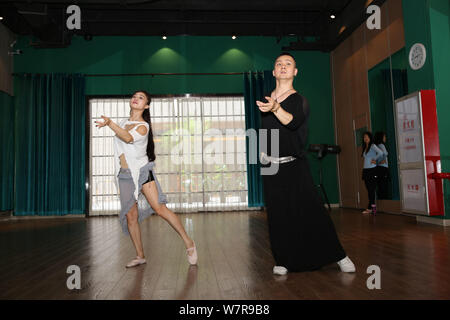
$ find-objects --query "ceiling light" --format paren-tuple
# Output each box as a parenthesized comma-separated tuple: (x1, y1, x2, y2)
(232, 35, 237, 40)
(0, 17, 4, 21)
(162, 35, 167, 40)
(330, 14, 336, 19)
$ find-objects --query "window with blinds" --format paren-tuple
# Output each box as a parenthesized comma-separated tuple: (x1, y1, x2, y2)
(89, 95, 249, 216)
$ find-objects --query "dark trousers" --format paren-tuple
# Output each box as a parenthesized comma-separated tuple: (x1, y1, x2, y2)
(263, 158, 346, 272)
(376, 166, 389, 199)
(363, 168, 378, 209)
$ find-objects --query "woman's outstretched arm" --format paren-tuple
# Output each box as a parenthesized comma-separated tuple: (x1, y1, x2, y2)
(95, 115, 133, 143)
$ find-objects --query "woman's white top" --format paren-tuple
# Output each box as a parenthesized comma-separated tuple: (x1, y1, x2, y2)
(113, 119, 150, 199)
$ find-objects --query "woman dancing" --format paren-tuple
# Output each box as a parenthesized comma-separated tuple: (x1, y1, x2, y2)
(95, 90, 197, 268)
(256, 53, 355, 275)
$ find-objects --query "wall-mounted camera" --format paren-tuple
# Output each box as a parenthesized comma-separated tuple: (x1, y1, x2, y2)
(8, 49, 23, 56)
(8, 40, 22, 55)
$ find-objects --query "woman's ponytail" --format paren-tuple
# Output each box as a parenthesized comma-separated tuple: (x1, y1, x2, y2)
(142, 108, 156, 162)
(133, 90, 156, 162)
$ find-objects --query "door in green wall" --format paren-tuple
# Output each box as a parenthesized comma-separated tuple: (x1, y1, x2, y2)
(368, 48, 409, 201)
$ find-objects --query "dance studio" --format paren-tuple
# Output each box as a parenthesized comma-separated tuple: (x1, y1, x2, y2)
(1, 0, 449, 306)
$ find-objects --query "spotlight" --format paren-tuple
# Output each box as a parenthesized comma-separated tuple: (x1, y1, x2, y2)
(232, 35, 237, 40)
(162, 35, 167, 40)
(330, 14, 336, 19)
(0, 17, 3, 21)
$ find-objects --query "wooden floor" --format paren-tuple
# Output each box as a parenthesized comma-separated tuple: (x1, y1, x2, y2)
(1, 209, 450, 300)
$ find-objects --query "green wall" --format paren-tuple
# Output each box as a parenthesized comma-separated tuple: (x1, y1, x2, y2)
(402, 1, 436, 92)
(403, 0, 450, 218)
(0, 90, 15, 211)
(13, 35, 340, 204)
(369, 59, 390, 136)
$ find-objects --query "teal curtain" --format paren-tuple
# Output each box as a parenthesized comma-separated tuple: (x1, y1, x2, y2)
(243, 71, 275, 207)
(14, 74, 86, 216)
(0, 91, 15, 211)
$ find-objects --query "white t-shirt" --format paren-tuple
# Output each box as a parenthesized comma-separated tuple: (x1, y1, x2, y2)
(113, 119, 150, 199)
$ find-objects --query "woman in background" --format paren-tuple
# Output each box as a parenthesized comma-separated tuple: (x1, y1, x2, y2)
(374, 131, 389, 200)
(361, 132, 383, 214)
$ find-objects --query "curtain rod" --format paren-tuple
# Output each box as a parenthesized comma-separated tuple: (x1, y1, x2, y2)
(12, 72, 264, 77)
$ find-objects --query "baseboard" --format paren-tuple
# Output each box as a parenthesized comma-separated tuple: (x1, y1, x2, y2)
(0, 211, 12, 219)
(326, 204, 343, 209)
(416, 216, 450, 227)
(2, 214, 85, 221)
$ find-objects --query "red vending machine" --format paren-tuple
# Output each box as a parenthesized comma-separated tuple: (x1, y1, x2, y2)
(394, 90, 444, 216)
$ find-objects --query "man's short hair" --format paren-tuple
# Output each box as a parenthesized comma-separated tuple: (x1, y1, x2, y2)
(275, 52, 296, 65)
